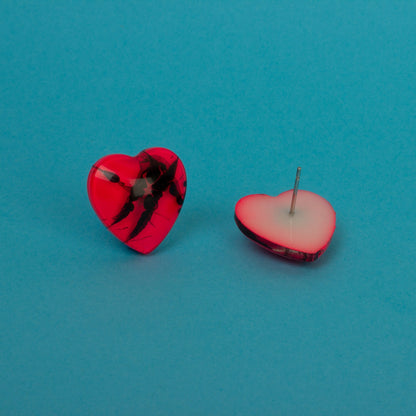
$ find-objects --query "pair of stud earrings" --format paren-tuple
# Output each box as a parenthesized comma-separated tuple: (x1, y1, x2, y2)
(87, 147, 336, 262)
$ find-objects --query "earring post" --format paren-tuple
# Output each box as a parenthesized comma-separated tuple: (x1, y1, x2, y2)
(289, 167, 301, 215)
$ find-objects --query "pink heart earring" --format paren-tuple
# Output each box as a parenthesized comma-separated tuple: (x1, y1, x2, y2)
(234, 168, 336, 262)
(87, 147, 187, 254)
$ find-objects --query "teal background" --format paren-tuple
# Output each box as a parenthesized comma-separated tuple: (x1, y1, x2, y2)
(1, 1, 415, 415)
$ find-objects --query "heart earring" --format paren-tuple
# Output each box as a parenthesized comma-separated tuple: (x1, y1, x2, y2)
(234, 167, 336, 262)
(87, 147, 187, 254)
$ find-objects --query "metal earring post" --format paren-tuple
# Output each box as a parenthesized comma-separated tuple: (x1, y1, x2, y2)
(289, 167, 301, 215)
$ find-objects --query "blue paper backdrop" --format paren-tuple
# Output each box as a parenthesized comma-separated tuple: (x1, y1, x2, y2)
(1, 1, 415, 415)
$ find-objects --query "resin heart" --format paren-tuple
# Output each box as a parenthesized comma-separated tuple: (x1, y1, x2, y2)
(235, 190, 336, 262)
(87, 147, 187, 254)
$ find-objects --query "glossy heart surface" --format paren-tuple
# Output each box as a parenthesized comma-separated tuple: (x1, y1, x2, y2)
(87, 147, 187, 254)
(235, 190, 336, 262)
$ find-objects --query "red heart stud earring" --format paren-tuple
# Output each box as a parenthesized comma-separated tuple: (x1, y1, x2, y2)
(87, 147, 187, 254)
(234, 168, 336, 262)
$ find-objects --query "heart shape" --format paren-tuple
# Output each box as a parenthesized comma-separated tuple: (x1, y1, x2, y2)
(87, 147, 187, 254)
(235, 190, 336, 261)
